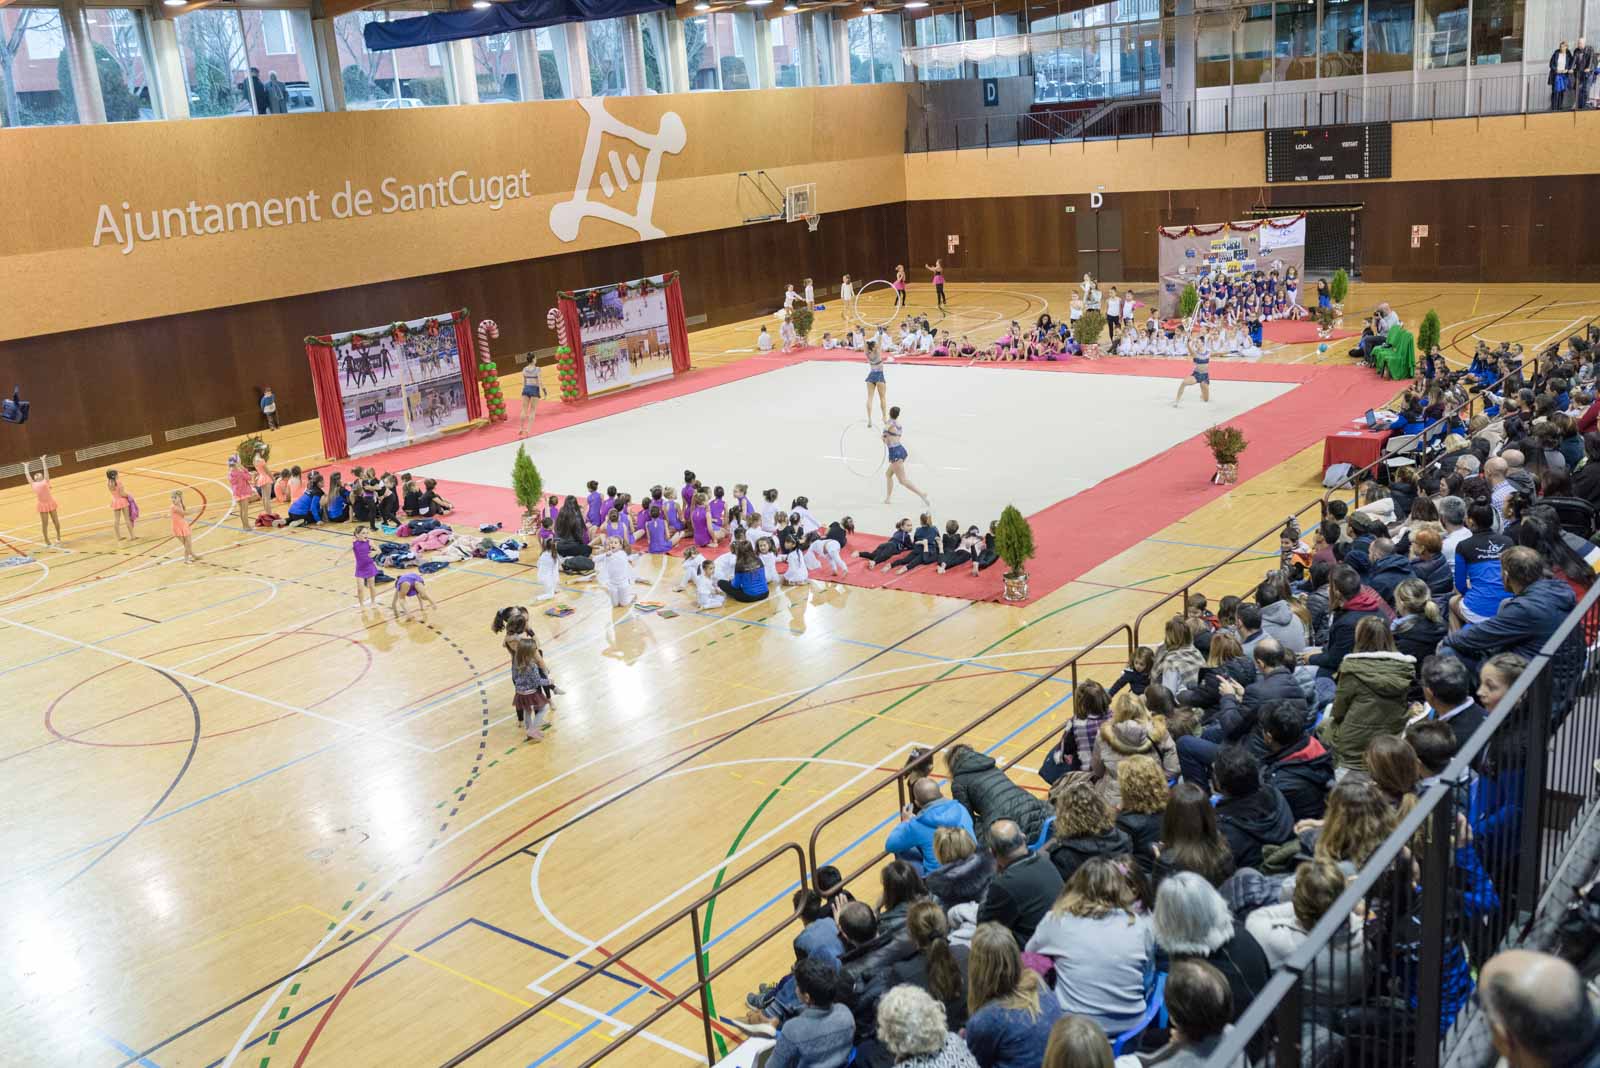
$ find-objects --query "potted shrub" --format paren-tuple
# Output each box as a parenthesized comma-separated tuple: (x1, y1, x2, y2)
(1313, 303, 1340, 339)
(789, 304, 815, 346)
(1417, 309, 1441, 358)
(236, 435, 269, 469)
(994, 504, 1036, 602)
(511, 443, 542, 529)
(1329, 268, 1350, 308)
(1178, 284, 1199, 320)
(1203, 425, 1249, 485)
(1074, 309, 1107, 359)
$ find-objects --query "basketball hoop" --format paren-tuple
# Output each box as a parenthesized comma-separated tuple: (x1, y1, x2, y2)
(803, 213, 820, 233)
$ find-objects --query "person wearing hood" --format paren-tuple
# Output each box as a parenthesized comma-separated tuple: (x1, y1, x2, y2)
(1443, 546, 1579, 670)
(886, 778, 976, 874)
(1321, 616, 1416, 772)
(1251, 577, 1307, 654)
(1365, 538, 1414, 607)
(1306, 565, 1392, 693)
(924, 826, 996, 909)
(1452, 500, 1515, 627)
(1044, 778, 1133, 884)
(1210, 745, 1295, 870)
(945, 744, 1052, 847)
(1090, 691, 1178, 808)
(1256, 700, 1335, 821)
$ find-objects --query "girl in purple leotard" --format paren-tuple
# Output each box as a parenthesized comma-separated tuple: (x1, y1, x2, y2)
(352, 526, 379, 608)
(689, 492, 724, 548)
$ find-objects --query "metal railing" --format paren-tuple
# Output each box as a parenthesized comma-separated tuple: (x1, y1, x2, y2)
(806, 621, 1135, 885)
(908, 70, 1589, 154)
(1202, 579, 1600, 1068)
(437, 842, 810, 1067)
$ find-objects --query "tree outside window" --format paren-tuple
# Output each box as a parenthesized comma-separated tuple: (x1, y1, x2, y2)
(1, 8, 74, 127)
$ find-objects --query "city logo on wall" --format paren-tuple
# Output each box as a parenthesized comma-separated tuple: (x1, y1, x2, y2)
(550, 97, 687, 244)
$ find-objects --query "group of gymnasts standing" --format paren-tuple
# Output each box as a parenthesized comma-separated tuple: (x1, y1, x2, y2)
(21, 456, 203, 563)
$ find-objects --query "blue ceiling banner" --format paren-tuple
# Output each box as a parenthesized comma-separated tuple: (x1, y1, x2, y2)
(363, 0, 672, 51)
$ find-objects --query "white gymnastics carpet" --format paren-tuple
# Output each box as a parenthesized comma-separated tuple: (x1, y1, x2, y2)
(422, 361, 1298, 534)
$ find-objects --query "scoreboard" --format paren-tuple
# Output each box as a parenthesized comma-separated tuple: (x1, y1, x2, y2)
(1265, 123, 1392, 183)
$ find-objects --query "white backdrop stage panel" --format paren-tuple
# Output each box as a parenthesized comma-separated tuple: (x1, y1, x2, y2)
(423, 363, 1298, 535)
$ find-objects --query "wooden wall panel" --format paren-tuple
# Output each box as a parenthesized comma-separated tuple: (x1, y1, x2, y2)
(0, 202, 906, 483)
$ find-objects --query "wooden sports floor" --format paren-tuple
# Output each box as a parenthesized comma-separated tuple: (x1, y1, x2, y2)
(2, 282, 1595, 1068)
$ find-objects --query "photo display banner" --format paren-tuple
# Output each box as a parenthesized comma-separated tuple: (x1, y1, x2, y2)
(1155, 215, 1307, 318)
(572, 275, 676, 396)
(304, 309, 481, 460)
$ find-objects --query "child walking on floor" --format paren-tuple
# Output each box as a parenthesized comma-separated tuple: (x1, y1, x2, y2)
(493, 607, 554, 741)
(352, 526, 379, 607)
(226, 455, 254, 531)
(169, 491, 202, 564)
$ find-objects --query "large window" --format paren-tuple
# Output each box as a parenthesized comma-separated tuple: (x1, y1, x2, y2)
(1471, 0, 1523, 63)
(1234, 4, 1273, 82)
(0, 7, 73, 126)
(770, 12, 800, 86)
(177, 9, 318, 117)
(684, 11, 756, 90)
(1273, 0, 1317, 80)
(638, 11, 668, 92)
(536, 26, 568, 99)
(1320, 0, 1364, 75)
(974, 12, 1019, 77)
(1367, 0, 1415, 72)
(473, 34, 519, 101)
(912, 11, 960, 81)
(79, 8, 156, 122)
(334, 11, 451, 109)
(1422, 0, 1469, 67)
(804, 10, 835, 85)
(585, 16, 626, 94)
(848, 12, 901, 83)
(1196, 18, 1232, 87)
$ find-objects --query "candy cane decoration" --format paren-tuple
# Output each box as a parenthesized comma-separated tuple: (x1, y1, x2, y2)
(476, 319, 509, 422)
(548, 306, 581, 402)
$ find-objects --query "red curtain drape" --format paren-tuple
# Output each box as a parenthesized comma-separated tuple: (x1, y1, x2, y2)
(304, 339, 348, 460)
(664, 274, 691, 375)
(451, 310, 485, 422)
(556, 295, 588, 402)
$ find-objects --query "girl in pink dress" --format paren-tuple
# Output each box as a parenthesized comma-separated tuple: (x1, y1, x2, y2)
(169, 490, 202, 564)
(352, 526, 379, 608)
(893, 265, 908, 310)
(924, 260, 947, 309)
(27, 456, 60, 546)
(227, 455, 255, 530)
(107, 469, 134, 541)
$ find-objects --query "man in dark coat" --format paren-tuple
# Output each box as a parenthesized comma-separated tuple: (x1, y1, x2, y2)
(1421, 653, 1487, 750)
(1212, 745, 1295, 870)
(1257, 700, 1335, 821)
(1367, 538, 1415, 606)
(975, 819, 1063, 945)
(1442, 547, 1577, 670)
(836, 901, 913, 1068)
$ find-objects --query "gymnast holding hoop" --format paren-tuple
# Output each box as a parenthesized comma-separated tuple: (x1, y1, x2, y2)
(882, 405, 930, 507)
(864, 340, 889, 427)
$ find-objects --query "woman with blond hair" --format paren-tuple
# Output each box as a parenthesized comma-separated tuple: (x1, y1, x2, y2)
(1044, 778, 1130, 884)
(1025, 858, 1155, 1033)
(1113, 755, 1169, 876)
(1041, 1016, 1113, 1068)
(924, 827, 995, 911)
(1091, 692, 1178, 808)
(964, 923, 1062, 1068)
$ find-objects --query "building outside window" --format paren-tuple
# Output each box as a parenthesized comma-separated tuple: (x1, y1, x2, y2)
(334, 10, 452, 109)
(685, 11, 756, 89)
(849, 12, 901, 83)
(86, 9, 156, 121)
(770, 11, 800, 86)
(1, 8, 73, 126)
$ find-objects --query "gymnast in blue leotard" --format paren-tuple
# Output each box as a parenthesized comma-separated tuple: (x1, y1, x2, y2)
(882, 405, 930, 507)
(1174, 334, 1213, 407)
(865, 341, 889, 427)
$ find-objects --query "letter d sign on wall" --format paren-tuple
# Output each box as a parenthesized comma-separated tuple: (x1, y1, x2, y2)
(981, 78, 999, 107)
(1090, 192, 1104, 210)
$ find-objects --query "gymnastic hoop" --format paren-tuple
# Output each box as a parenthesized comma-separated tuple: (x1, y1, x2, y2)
(837, 420, 887, 480)
(851, 279, 901, 330)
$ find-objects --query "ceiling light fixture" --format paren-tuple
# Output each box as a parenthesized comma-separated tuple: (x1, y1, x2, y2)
(904, 1, 928, 6)
(862, 3, 876, 10)
(163, 0, 183, 7)
(472, 1, 490, 8)
(783, 2, 798, 9)
(694, 2, 710, 9)
(745, 0, 773, 6)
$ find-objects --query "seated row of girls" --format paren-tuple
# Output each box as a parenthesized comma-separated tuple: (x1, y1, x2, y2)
(854, 515, 1002, 576)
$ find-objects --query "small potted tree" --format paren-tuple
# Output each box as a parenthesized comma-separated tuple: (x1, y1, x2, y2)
(789, 304, 815, 347)
(1178, 284, 1199, 321)
(511, 443, 542, 533)
(994, 504, 1036, 602)
(1329, 268, 1350, 312)
(1074, 309, 1107, 359)
(1203, 425, 1249, 485)
(1416, 309, 1441, 376)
